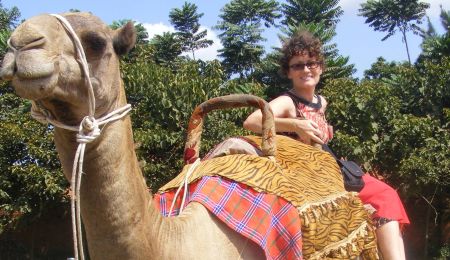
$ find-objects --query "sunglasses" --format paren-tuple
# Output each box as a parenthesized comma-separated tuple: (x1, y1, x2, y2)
(289, 61, 321, 71)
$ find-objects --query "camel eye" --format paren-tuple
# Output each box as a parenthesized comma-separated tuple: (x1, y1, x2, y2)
(81, 31, 107, 55)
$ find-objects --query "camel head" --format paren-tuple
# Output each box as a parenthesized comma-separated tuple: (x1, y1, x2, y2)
(1, 12, 136, 125)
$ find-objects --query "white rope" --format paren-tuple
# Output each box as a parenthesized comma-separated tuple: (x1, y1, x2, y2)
(9, 14, 133, 260)
(168, 158, 201, 216)
(50, 14, 96, 117)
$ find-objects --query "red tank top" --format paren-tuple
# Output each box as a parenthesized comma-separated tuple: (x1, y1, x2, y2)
(283, 91, 333, 144)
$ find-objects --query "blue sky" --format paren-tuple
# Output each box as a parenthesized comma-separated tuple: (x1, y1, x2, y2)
(4, 0, 449, 79)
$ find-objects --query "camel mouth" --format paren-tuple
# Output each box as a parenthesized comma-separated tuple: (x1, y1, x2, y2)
(12, 73, 59, 100)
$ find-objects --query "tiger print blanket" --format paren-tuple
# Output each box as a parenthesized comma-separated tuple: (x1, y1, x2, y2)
(158, 135, 378, 259)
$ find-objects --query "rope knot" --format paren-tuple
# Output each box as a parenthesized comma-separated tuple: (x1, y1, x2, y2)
(77, 116, 100, 143)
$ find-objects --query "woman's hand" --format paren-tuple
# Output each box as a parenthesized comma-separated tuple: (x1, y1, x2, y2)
(293, 119, 324, 145)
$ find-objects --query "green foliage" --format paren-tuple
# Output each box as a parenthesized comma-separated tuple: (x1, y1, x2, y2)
(359, 0, 430, 63)
(363, 57, 400, 80)
(217, 23, 266, 78)
(122, 59, 261, 190)
(0, 86, 68, 232)
(0, 29, 10, 62)
(217, 0, 280, 26)
(216, 0, 280, 78)
(322, 78, 400, 165)
(169, 2, 213, 60)
(322, 59, 450, 254)
(149, 32, 183, 66)
(380, 115, 449, 195)
(384, 57, 450, 122)
(0, 1, 20, 30)
(252, 51, 291, 99)
(281, 0, 343, 27)
(419, 7, 450, 64)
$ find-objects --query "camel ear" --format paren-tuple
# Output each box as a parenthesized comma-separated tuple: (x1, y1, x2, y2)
(113, 21, 136, 56)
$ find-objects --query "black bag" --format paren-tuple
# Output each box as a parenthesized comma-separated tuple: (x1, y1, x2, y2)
(322, 145, 365, 192)
(337, 159, 365, 192)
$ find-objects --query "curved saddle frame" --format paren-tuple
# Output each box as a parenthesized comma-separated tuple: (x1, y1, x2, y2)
(183, 94, 276, 163)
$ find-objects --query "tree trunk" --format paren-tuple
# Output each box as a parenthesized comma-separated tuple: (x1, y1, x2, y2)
(402, 28, 411, 65)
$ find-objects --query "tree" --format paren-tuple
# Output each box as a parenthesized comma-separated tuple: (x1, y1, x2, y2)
(281, 0, 343, 27)
(359, 0, 430, 64)
(149, 32, 183, 66)
(216, 0, 281, 78)
(363, 56, 401, 80)
(0, 1, 20, 59)
(418, 6, 450, 64)
(0, 1, 20, 30)
(169, 2, 212, 60)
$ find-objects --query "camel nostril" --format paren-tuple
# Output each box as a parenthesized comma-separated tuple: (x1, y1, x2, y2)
(18, 36, 46, 51)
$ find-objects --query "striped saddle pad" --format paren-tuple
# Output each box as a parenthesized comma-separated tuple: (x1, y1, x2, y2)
(156, 135, 378, 259)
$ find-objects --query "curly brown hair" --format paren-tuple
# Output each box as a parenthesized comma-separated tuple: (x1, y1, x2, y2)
(279, 30, 324, 77)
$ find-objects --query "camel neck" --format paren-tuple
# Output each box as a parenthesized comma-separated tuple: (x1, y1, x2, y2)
(54, 116, 155, 257)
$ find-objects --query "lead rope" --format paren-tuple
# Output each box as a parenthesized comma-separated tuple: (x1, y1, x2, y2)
(7, 14, 132, 260)
(168, 158, 201, 216)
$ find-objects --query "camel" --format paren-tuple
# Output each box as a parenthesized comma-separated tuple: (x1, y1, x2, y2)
(1, 12, 267, 259)
(1, 12, 377, 259)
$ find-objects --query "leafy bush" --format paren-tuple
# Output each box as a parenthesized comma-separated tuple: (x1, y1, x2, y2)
(0, 87, 68, 232)
(122, 59, 263, 190)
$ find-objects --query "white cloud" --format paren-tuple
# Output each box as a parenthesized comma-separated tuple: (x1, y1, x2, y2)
(142, 22, 175, 39)
(425, 1, 450, 19)
(141, 23, 222, 61)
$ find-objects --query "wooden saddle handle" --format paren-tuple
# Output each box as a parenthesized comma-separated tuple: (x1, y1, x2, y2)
(184, 94, 276, 164)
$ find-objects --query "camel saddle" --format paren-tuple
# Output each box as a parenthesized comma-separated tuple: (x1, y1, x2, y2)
(157, 135, 378, 259)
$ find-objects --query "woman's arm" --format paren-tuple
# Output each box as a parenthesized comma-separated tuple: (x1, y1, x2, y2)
(243, 95, 324, 145)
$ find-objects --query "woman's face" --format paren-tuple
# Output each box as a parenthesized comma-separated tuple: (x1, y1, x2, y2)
(287, 53, 323, 91)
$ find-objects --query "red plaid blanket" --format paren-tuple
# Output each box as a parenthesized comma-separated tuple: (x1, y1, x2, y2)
(154, 176, 303, 260)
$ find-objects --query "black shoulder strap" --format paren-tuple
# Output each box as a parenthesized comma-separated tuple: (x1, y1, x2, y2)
(321, 144, 338, 160)
(284, 90, 322, 109)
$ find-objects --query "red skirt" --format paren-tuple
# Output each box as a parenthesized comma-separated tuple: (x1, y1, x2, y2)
(358, 174, 410, 225)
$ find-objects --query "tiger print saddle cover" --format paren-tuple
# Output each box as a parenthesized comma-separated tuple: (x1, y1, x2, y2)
(158, 135, 378, 258)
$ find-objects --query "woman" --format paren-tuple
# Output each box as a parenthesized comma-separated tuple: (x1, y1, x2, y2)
(243, 31, 410, 260)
